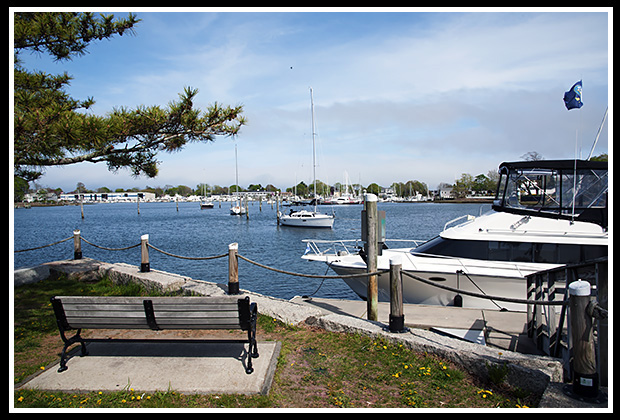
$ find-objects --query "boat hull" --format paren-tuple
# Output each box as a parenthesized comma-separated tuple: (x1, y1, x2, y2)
(330, 264, 531, 311)
(280, 217, 334, 228)
(319, 249, 558, 311)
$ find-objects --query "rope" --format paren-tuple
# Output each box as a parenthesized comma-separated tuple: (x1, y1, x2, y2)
(81, 237, 141, 251)
(238, 253, 388, 279)
(14, 236, 72, 253)
(147, 243, 227, 261)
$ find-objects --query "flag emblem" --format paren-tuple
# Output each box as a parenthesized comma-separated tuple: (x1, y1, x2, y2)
(563, 80, 583, 110)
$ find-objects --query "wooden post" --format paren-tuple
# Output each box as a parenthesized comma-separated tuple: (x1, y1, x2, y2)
(389, 256, 406, 333)
(140, 234, 150, 272)
(73, 230, 82, 260)
(228, 242, 239, 294)
(596, 259, 608, 387)
(568, 279, 599, 398)
(365, 193, 378, 321)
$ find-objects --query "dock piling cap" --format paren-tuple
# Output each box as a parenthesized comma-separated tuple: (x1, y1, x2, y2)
(364, 193, 378, 202)
(569, 279, 591, 296)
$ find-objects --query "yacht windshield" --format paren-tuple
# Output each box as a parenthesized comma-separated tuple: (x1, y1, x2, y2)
(494, 160, 607, 228)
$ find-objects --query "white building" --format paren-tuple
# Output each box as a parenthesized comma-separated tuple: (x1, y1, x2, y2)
(59, 191, 156, 202)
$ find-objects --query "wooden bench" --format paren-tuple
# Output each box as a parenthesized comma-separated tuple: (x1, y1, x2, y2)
(50, 295, 259, 374)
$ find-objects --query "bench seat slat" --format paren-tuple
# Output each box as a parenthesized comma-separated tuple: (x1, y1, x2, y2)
(64, 309, 240, 318)
(56, 296, 245, 305)
(67, 319, 242, 329)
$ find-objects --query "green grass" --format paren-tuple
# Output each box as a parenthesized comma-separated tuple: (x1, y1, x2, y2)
(13, 275, 536, 409)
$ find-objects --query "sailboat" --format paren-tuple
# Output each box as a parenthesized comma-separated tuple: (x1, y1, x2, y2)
(230, 143, 246, 216)
(279, 88, 334, 228)
(200, 180, 214, 209)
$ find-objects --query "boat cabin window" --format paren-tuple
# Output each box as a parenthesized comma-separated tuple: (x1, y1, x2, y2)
(413, 237, 606, 265)
(494, 160, 607, 228)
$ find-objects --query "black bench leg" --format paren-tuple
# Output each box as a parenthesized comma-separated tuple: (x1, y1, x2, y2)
(245, 318, 259, 374)
(57, 329, 88, 372)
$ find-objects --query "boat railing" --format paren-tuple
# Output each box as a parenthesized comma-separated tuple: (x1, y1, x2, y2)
(442, 214, 476, 231)
(302, 239, 362, 257)
(302, 238, 427, 257)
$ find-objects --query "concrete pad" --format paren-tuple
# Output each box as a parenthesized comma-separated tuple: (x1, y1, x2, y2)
(19, 340, 280, 395)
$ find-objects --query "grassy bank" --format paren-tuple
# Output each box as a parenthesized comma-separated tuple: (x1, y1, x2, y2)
(13, 275, 535, 409)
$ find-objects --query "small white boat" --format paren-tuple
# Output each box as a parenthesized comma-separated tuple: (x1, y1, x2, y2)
(279, 208, 334, 228)
(229, 143, 246, 216)
(279, 87, 335, 229)
(200, 201, 214, 209)
(230, 204, 246, 216)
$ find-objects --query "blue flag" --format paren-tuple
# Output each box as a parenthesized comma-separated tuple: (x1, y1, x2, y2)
(563, 80, 583, 110)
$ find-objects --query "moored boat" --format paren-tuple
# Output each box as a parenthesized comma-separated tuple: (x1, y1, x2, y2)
(302, 159, 608, 310)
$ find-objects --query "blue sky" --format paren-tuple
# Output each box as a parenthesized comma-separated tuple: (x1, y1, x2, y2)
(14, 8, 611, 192)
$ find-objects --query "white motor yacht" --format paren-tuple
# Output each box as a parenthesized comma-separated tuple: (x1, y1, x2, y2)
(302, 160, 608, 311)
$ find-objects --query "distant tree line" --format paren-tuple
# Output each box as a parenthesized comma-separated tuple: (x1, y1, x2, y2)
(14, 151, 608, 202)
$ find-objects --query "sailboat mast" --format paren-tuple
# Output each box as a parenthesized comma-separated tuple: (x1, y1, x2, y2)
(235, 143, 239, 197)
(310, 87, 317, 211)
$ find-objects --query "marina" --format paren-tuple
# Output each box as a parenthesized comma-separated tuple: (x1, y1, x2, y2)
(13, 159, 609, 405)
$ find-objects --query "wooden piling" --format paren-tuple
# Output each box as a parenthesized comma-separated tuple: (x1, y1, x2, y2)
(140, 234, 150, 272)
(228, 242, 239, 294)
(389, 256, 406, 333)
(73, 230, 82, 260)
(568, 279, 599, 398)
(364, 193, 378, 321)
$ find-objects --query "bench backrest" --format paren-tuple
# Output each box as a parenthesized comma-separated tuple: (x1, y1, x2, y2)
(51, 295, 254, 331)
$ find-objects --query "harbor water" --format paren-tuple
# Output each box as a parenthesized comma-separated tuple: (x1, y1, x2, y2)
(13, 201, 491, 300)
